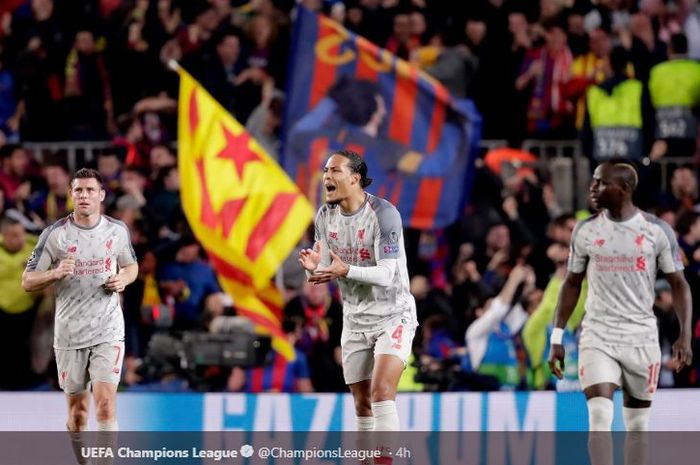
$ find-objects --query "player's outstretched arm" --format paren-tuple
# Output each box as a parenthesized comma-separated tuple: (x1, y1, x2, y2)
(548, 270, 585, 379)
(665, 271, 693, 371)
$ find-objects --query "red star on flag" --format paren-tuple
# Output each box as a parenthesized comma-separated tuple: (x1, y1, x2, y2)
(216, 125, 262, 178)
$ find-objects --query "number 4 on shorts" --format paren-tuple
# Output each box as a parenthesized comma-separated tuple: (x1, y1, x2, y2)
(391, 325, 403, 350)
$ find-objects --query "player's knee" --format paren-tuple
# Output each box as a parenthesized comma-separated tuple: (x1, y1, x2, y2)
(95, 397, 115, 422)
(370, 382, 395, 403)
(353, 396, 372, 417)
(623, 407, 650, 432)
(587, 397, 614, 431)
(68, 407, 88, 431)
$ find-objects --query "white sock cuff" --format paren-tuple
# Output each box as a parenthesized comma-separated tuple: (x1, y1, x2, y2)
(623, 406, 650, 432)
(97, 419, 119, 432)
(371, 400, 396, 415)
(587, 397, 614, 432)
(356, 416, 375, 431)
(372, 400, 399, 432)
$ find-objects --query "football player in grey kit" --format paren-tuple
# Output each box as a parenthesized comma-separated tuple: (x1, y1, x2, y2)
(299, 150, 417, 432)
(548, 160, 692, 465)
(22, 168, 137, 444)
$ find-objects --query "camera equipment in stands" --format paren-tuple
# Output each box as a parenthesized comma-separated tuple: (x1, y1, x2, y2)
(181, 331, 271, 368)
(139, 316, 271, 389)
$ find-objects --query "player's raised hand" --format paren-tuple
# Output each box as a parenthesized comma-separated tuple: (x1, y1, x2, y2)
(53, 256, 76, 280)
(548, 344, 566, 380)
(299, 241, 322, 272)
(672, 337, 693, 373)
(308, 249, 349, 284)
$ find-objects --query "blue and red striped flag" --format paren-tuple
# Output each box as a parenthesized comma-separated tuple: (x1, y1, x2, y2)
(282, 7, 481, 229)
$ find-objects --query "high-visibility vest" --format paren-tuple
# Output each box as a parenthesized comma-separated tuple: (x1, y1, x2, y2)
(649, 59, 700, 139)
(587, 79, 643, 160)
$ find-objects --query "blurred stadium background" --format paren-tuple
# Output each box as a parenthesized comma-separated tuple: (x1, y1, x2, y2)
(1, 0, 700, 431)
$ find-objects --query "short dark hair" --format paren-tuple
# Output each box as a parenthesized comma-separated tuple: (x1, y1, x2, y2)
(72, 168, 104, 188)
(0, 143, 22, 160)
(670, 33, 688, 55)
(333, 149, 372, 188)
(610, 46, 629, 75)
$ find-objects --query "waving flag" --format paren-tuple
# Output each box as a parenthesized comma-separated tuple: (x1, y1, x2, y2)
(177, 66, 313, 360)
(282, 7, 481, 229)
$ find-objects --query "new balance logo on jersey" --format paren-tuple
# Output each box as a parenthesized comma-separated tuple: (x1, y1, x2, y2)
(67, 245, 77, 253)
(594, 239, 605, 247)
(329, 231, 338, 241)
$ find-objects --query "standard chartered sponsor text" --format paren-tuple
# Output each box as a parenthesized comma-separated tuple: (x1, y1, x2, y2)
(258, 446, 382, 461)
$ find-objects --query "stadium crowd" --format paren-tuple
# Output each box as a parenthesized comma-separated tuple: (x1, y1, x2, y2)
(0, 0, 699, 393)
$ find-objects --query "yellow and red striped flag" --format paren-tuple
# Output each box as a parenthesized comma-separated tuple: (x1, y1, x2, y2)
(176, 66, 314, 360)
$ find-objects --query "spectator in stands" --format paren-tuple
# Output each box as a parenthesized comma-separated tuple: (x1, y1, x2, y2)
(515, 20, 574, 139)
(522, 214, 587, 391)
(27, 156, 71, 224)
(8, 0, 68, 141)
(0, 214, 40, 389)
(157, 235, 221, 330)
(284, 281, 344, 392)
(0, 52, 19, 142)
(113, 2, 150, 108)
(566, 10, 588, 57)
(235, 15, 280, 122)
(657, 165, 699, 211)
(677, 210, 700, 277)
(422, 28, 477, 99)
(385, 9, 420, 61)
(581, 46, 653, 162)
(411, 274, 455, 328)
(113, 112, 149, 168)
(149, 143, 176, 179)
(176, 5, 218, 57)
(686, 1, 700, 60)
(122, 246, 166, 369)
(0, 143, 30, 203)
(462, 265, 534, 390)
(347, 0, 392, 48)
(96, 149, 122, 205)
(676, 209, 700, 323)
(654, 279, 680, 388)
(626, 13, 667, 84)
(63, 29, 115, 139)
(119, 164, 147, 199)
(132, 93, 177, 149)
(147, 165, 182, 236)
(648, 33, 700, 160)
(566, 28, 613, 130)
(246, 90, 283, 161)
(199, 31, 243, 120)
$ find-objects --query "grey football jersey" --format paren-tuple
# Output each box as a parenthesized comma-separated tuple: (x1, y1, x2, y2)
(568, 211, 683, 347)
(26, 214, 137, 349)
(315, 194, 416, 332)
